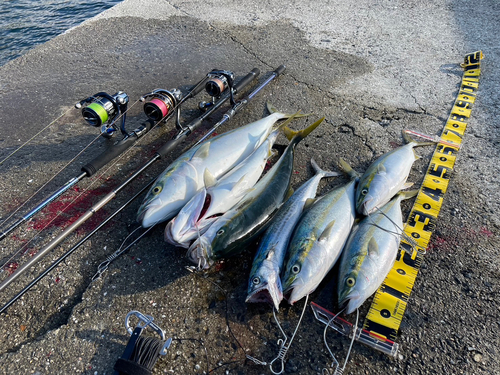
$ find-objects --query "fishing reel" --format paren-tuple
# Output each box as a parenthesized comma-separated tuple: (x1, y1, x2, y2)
(75, 91, 129, 137)
(140, 88, 182, 123)
(198, 69, 236, 111)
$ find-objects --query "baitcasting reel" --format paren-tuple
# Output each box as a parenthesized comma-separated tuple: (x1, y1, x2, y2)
(140, 88, 182, 123)
(76, 91, 129, 137)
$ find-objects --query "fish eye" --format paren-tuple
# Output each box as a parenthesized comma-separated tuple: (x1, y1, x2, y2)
(346, 277, 356, 287)
(292, 264, 300, 274)
(252, 277, 260, 285)
(361, 188, 368, 196)
(152, 185, 162, 194)
(217, 229, 225, 236)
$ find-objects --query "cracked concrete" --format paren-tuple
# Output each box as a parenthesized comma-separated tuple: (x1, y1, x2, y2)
(0, 1, 499, 374)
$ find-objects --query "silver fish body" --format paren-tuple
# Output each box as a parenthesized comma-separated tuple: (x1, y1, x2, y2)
(246, 159, 339, 310)
(356, 142, 418, 216)
(338, 194, 405, 314)
(187, 117, 325, 270)
(137, 112, 291, 227)
(165, 130, 279, 248)
(281, 178, 357, 305)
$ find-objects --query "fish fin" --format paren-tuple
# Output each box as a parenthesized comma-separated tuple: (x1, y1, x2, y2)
(402, 182, 414, 189)
(319, 220, 336, 242)
(266, 102, 311, 117)
(398, 189, 419, 200)
(284, 117, 325, 143)
(311, 158, 340, 178)
(192, 142, 211, 160)
(203, 168, 217, 188)
(377, 163, 387, 174)
(284, 187, 295, 201)
(303, 198, 316, 211)
(368, 237, 379, 256)
(338, 158, 360, 180)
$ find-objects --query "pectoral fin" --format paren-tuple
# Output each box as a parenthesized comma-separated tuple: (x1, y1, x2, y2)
(192, 142, 211, 160)
(230, 175, 251, 197)
(368, 237, 379, 256)
(319, 220, 336, 242)
(203, 168, 217, 188)
(303, 198, 316, 211)
(376, 163, 386, 175)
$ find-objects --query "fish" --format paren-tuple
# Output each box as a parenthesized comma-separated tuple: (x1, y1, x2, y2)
(281, 158, 359, 305)
(187, 117, 325, 270)
(356, 132, 434, 216)
(137, 103, 306, 228)
(338, 190, 418, 314)
(245, 158, 339, 310)
(165, 128, 280, 248)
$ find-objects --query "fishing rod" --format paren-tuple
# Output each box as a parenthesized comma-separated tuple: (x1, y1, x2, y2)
(0, 70, 230, 242)
(0, 67, 260, 297)
(0, 65, 286, 314)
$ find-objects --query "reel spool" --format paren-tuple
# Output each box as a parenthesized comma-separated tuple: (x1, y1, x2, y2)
(140, 88, 182, 123)
(199, 69, 236, 111)
(76, 91, 129, 137)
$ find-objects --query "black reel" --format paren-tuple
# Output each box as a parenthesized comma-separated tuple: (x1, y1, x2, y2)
(198, 69, 236, 111)
(75, 91, 129, 137)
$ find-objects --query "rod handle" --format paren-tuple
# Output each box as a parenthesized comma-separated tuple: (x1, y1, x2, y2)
(82, 121, 153, 176)
(234, 68, 260, 93)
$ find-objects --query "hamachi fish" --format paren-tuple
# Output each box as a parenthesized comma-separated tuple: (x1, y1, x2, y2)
(137, 104, 305, 227)
(338, 190, 418, 314)
(187, 117, 325, 270)
(281, 159, 358, 305)
(165, 128, 280, 248)
(246, 159, 339, 310)
(356, 132, 434, 216)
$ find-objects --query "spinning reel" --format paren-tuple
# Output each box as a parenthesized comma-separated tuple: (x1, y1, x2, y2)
(198, 69, 236, 110)
(75, 91, 129, 137)
(139, 88, 182, 124)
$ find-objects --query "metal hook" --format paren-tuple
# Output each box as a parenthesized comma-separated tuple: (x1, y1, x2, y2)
(269, 294, 309, 374)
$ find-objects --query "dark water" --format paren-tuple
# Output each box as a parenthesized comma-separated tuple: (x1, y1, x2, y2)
(0, 0, 122, 67)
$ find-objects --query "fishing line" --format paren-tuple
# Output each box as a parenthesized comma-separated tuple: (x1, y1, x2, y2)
(0, 106, 74, 167)
(0, 98, 141, 231)
(322, 308, 358, 375)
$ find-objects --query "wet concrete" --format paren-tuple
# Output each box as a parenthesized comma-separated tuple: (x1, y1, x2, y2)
(0, 1, 499, 374)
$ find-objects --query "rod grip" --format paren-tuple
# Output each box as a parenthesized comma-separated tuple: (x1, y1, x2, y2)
(82, 121, 153, 176)
(234, 68, 260, 93)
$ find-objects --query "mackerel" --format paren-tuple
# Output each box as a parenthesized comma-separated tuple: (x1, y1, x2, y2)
(187, 117, 325, 270)
(246, 159, 339, 310)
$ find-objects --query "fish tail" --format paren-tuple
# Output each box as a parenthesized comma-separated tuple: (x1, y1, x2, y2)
(266, 101, 311, 118)
(402, 130, 436, 147)
(338, 157, 361, 180)
(283, 117, 325, 144)
(310, 158, 340, 178)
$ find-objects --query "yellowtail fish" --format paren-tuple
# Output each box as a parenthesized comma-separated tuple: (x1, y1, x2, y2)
(356, 132, 434, 216)
(187, 117, 325, 270)
(246, 158, 339, 310)
(338, 190, 418, 314)
(281, 159, 358, 305)
(137, 104, 305, 227)
(165, 128, 280, 248)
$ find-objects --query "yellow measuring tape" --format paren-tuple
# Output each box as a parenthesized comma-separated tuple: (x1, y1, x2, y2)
(362, 51, 484, 342)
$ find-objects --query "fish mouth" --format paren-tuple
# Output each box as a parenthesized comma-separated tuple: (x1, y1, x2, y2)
(338, 291, 362, 314)
(283, 277, 307, 305)
(164, 220, 190, 248)
(358, 199, 372, 216)
(246, 282, 283, 311)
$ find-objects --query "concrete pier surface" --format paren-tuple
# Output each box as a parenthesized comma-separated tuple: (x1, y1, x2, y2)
(0, 0, 498, 374)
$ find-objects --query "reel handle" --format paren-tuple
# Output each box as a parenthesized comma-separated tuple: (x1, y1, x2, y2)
(81, 120, 154, 177)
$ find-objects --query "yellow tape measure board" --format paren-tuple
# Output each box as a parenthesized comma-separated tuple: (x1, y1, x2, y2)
(363, 51, 484, 342)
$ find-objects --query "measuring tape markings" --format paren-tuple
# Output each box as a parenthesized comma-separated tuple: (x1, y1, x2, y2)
(363, 51, 484, 342)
